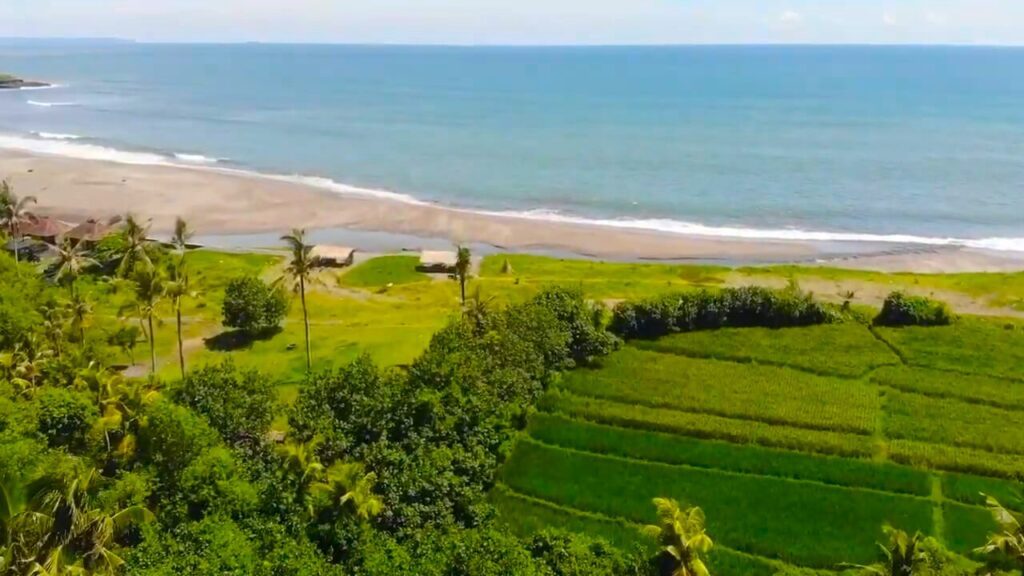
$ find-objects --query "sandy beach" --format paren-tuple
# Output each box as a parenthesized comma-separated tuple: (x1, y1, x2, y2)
(1, 148, 1020, 273)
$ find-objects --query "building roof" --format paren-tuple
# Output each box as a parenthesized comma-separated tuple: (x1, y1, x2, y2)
(419, 250, 458, 267)
(65, 219, 114, 242)
(310, 245, 356, 261)
(19, 215, 71, 239)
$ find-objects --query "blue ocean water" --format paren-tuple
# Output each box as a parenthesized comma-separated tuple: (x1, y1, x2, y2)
(0, 43, 1021, 249)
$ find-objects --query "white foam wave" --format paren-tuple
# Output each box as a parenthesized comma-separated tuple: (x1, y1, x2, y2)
(174, 153, 223, 164)
(27, 100, 77, 108)
(17, 83, 61, 91)
(0, 132, 1018, 253)
(482, 209, 1024, 253)
(33, 131, 81, 141)
(0, 134, 169, 165)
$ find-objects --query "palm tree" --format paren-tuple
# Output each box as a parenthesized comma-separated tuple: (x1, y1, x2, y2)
(68, 292, 92, 345)
(40, 301, 66, 360)
(167, 217, 197, 379)
(132, 266, 166, 374)
(0, 180, 37, 268)
(49, 239, 97, 297)
(116, 214, 152, 278)
(641, 498, 713, 576)
(842, 525, 930, 575)
(277, 439, 325, 517)
(280, 229, 315, 371)
(310, 462, 383, 521)
(451, 245, 472, 304)
(976, 494, 1024, 571)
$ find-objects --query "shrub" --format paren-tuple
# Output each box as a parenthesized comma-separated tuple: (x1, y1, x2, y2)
(176, 360, 276, 444)
(609, 286, 837, 339)
(874, 292, 953, 327)
(36, 387, 97, 449)
(221, 276, 288, 335)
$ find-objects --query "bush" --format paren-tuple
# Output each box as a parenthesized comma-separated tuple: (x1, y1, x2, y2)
(36, 387, 97, 449)
(176, 360, 276, 444)
(222, 276, 288, 335)
(874, 292, 953, 327)
(609, 286, 837, 339)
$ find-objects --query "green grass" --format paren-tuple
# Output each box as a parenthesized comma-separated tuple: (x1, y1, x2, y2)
(943, 472, 1022, 507)
(527, 413, 930, 496)
(873, 366, 1024, 410)
(539, 390, 876, 457)
(501, 439, 934, 568)
(885, 390, 1024, 456)
(491, 486, 786, 576)
(943, 502, 996, 556)
(560, 347, 880, 434)
(889, 439, 1024, 479)
(876, 319, 1024, 381)
(339, 255, 431, 288)
(633, 323, 898, 378)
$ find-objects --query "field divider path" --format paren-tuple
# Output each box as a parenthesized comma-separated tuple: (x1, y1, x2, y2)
(515, 436, 938, 504)
(930, 475, 947, 546)
(867, 324, 909, 365)
(493, 483, 828, 575)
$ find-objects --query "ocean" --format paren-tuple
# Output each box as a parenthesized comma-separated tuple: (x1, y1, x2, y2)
(0, 43, 1021, 251)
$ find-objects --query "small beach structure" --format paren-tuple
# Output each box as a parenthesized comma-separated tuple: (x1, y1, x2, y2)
(417, 250, 458, 273)
(3, 238, 49, 262)
(66, 218, 116, 246)
(310, 245, 356, 268)
(19, 215, 71, 244)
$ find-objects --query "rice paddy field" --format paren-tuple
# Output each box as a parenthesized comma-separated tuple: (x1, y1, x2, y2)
(495, 316, 1024, 573)
(83, 249, 1024, 572)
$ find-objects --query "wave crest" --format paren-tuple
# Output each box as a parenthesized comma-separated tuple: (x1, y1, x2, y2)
(33, 131, 81, 141)
(27, 100, 78, 108)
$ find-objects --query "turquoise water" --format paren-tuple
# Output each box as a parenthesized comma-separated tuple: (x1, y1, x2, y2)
(0, 43, 1021, 250)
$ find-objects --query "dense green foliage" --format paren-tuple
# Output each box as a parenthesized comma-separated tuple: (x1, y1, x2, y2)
(221, 275, 288, 335)
(174, 360, 277, 445)
(609, 285, 837, 339)
(875, 292, 954, 327)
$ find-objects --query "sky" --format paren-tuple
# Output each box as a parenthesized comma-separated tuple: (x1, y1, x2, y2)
(1, 0, 1023, 45)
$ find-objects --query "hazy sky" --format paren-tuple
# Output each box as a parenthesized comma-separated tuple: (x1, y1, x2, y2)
(1, 0, 1023, 45)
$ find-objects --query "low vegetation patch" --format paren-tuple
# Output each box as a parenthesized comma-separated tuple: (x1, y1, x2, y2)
(609, 285, 837, 340)
(875, 318, 1024, 381)
(874, 291, 954, 326)
(634, 323, 897, 378)
(538, 390, 877, 457)
(942, 472, 1023, 507)
(885, 390, 1024, 456)
(501, 439, 934, 568)
(889, 439, 1024, 479)
(874, 365, 1024, 410)
(528, 413, 931, 496)
(559, 347, 879, 433)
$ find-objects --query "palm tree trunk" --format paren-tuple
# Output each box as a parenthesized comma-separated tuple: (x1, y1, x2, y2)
(300, 276, 311, 371)
(460, 275, 466, 304)
(11, 230, 19, 269)
(176, 300, 185, 379)
(148, 313, 156, 374)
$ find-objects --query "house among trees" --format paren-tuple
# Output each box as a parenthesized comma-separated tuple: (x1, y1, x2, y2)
(310, 245, 356, 268)
(20, 215, 71, 244)
(66, 217, 117, 246)
(417, 250, 457, 273)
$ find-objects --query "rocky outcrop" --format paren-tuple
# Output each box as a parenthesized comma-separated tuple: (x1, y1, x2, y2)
(0, 75, 49, 90)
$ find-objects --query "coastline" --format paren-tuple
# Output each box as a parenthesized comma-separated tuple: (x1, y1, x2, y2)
(1, 147, 1021, 273)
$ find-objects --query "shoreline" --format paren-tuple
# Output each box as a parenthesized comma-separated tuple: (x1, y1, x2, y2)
(1, 148, 1022, 273)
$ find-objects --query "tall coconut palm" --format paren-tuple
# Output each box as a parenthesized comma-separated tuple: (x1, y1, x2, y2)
(641, 498, 713, 576)
(167, 217, 196, 379)
(68, 292, 93, 345)
(451, 245, 472, 305)
(277, 439, 325, 517)
(131, 266, 166, 374)
(976, 494, 1024, 571)
(0, 180, 37, 268)
(280, 229, 315, 371)
(50, 238, 97, 297)
(116, 214, 152, 278)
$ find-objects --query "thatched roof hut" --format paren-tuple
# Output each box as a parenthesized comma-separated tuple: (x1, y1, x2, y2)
(417, 250, 457, 273)
(20, 216, 71, 242)
(310, 245, 356, 268)
(66, 218, 115, 244)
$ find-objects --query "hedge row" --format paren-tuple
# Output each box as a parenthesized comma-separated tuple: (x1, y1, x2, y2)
(609, 286, 837, 339)
(874, 292, 953, 327)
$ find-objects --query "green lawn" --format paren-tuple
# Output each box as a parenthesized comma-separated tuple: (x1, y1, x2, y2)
(876, 319, 1024, 380)
(339, 255, 431, 288)
(633, 323, 898, 378)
